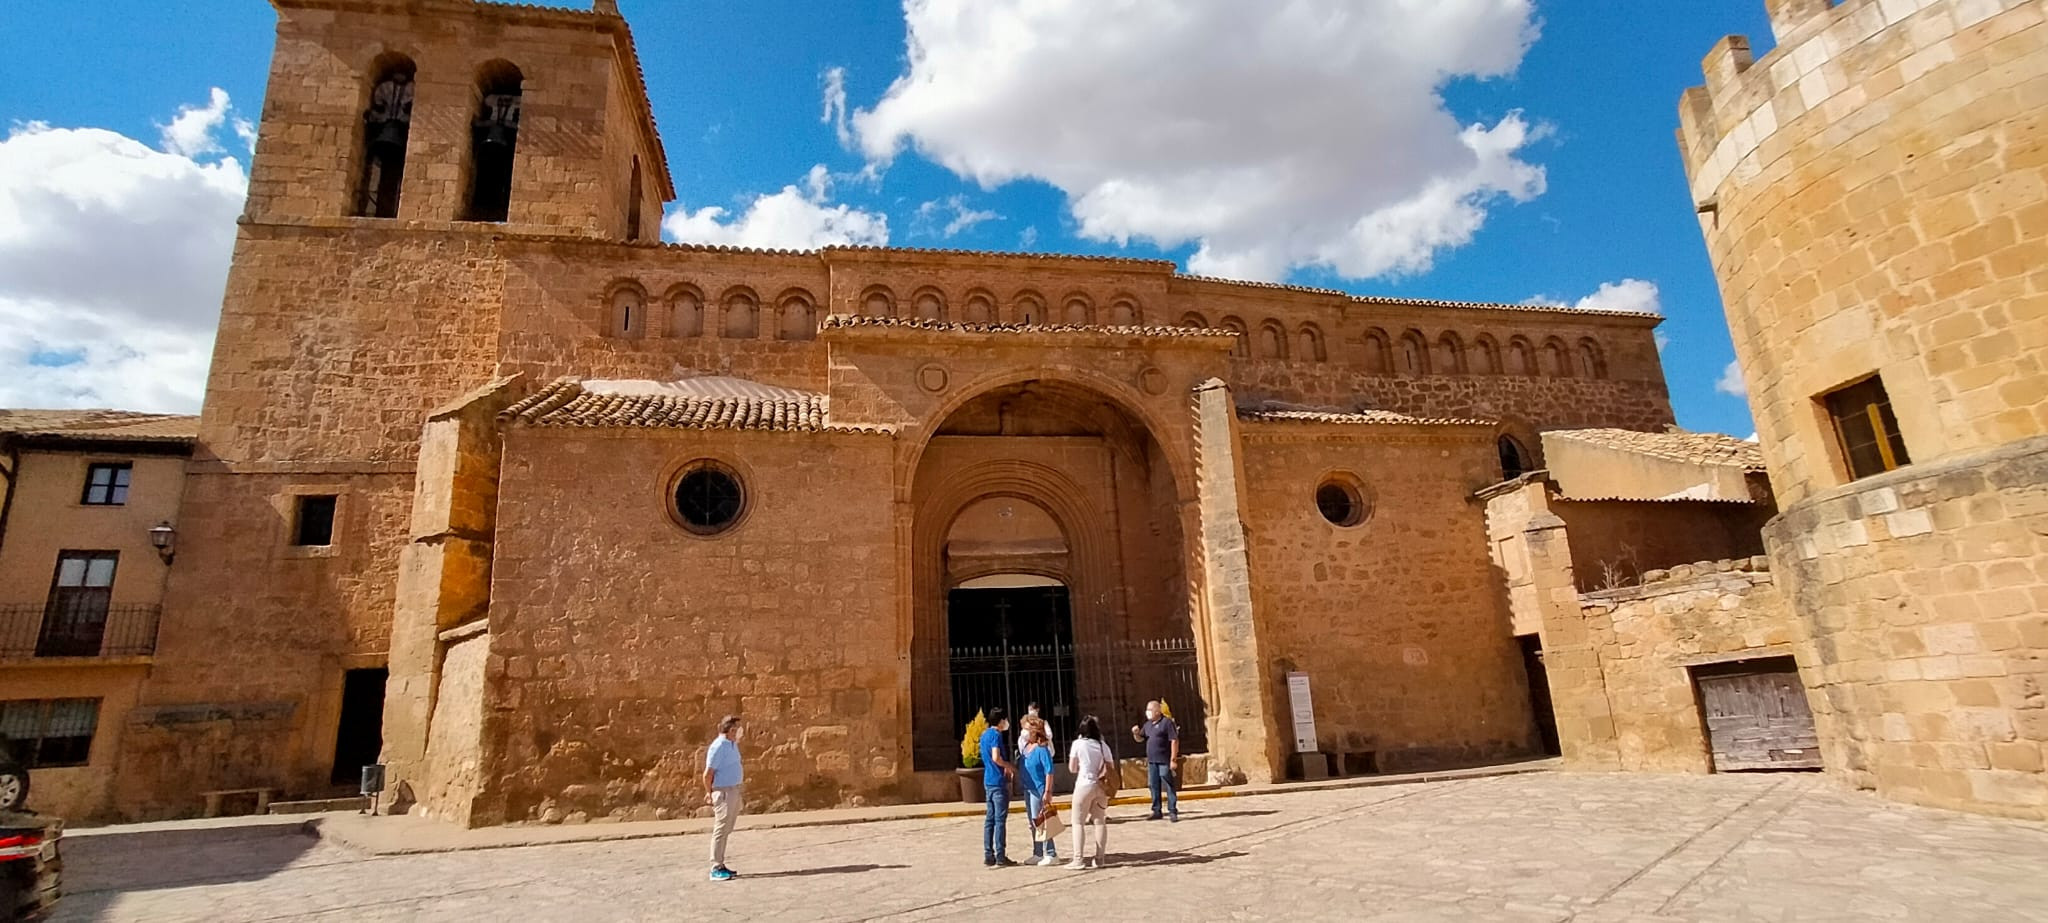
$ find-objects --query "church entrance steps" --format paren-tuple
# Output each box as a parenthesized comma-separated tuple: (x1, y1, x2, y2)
(302, 757, 1558, 856)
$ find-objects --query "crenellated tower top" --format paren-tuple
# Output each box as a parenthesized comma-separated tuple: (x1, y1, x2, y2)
(1673, 0, 2019, 208)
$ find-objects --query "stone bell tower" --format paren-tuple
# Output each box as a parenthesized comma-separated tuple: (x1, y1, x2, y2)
(113, 0, 674, 819)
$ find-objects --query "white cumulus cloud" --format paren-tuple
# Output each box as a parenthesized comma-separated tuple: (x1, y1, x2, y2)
(663, 165, 889, 250)
(853, 0, 1544, 281)
(821, 67, 852, 148)
(911, 194, 1000, 239)
(1523, 278, 1662, 315)
(1716, 360, 1749, 398)
(0, 90, 252, 412)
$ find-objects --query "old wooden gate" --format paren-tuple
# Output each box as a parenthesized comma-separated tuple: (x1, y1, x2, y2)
(1692, 658, 1822, 771)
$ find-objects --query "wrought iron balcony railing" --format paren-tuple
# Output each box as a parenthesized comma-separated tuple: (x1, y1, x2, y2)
(0, 604, 161, 661)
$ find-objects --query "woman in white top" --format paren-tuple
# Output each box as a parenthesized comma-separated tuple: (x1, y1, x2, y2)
(1066, 715, 1114, 868)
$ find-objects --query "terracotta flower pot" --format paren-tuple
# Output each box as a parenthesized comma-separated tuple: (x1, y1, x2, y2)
(955, 767, 985, 803)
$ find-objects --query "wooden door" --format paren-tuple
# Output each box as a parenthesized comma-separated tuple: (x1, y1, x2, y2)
(1694, 660, 1822, 771)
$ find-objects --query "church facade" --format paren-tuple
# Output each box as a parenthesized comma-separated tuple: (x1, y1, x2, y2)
(106, 0, 1678, 824)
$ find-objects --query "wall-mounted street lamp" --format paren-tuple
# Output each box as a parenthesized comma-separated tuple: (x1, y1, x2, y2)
(148, 521, 176, 565)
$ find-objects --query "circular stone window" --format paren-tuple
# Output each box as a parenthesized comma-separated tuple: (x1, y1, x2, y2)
(1315, 477, 1371, 528)
(672, 462, 746, 535)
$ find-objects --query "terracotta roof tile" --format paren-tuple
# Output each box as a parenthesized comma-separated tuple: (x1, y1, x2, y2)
(500, 378, 889, 434)
(0, 409, 198, 443)
(818, 314, 1236, 339)
(1547, 427, 1765, 471)
(1237, 407, 1493, 427)
(823, 244, 1176, 269)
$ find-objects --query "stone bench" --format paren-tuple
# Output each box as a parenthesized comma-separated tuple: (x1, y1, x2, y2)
(200, 788, 276, 818)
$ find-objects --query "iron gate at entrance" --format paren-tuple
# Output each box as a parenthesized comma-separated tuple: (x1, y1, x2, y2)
(927, 582, 1207, 760)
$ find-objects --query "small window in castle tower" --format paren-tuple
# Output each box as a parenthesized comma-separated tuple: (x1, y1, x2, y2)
(1823, 375, 1911, 480)
(294, 495, 338, 546)
(626, 157, 644, 242)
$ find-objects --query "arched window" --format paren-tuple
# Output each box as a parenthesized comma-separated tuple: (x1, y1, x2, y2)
(1507, 337, 1535, 376)
(625, 157, 643, 242)
(1577, 338, 1608, 379)
(1063, 296, 1092, 326)
(1362, 328, 1392, 374)
(355, 54, 416, 218)
(722, 290, 758, 339)
(1398, 330, 1431, 375)
(1109, 299, 1139, 326)
(1436, 332, 1467, 374)
(668, 286, 704, 338)
(1180, 312, 1209, 328)
(1541, 337, 1572, 377)
(464, 61, 523, 222)
(1472, 336, 1500, 375)
(1258, 321, 1288, 359)
(1013, 293, 1045, 325)
(1499, 436, 1530, 480)
(963, 291, 996, 324)
(913, 289, 945, 321)
(608, 284, 646, 339)
(778, 294, 816, 341)
(1297, 325, 1327, 362)
(862, 287, 895, 318)
(1220, 316, 1250, 358)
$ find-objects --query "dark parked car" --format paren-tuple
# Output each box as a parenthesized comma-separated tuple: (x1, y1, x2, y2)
(0, 813, 56, 921)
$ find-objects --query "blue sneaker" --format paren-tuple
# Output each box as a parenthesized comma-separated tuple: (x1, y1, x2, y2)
(709, 867, 736, 881)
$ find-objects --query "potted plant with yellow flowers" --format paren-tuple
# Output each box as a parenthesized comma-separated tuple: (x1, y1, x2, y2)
(957, 710, 989, 803)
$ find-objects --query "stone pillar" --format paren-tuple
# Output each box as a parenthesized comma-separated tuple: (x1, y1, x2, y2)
(1190, 379, 1282, 783)
(380, 376, 523, 812)
(1522, 509, 1624, 770)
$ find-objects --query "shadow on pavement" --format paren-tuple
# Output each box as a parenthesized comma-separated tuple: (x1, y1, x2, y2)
(60, 823, 318, 903)
(741, 863, 912, 879)
(1107, 809, 1278, 825)
(1105, 849, 1249, 867)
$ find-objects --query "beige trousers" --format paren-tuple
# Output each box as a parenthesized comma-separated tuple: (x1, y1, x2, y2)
(1069, 783, 1109, 860)
(710, 786, 743, 867)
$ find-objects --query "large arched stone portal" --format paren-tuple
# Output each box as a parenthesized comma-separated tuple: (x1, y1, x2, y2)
(909, 380, 1203, 770)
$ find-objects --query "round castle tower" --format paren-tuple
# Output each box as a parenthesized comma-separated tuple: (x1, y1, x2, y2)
(1678, 0, 2047, 819)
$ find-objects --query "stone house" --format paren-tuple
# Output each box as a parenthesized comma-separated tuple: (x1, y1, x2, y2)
(91, 0, 1694, 825)
(0, 411, 196, 818)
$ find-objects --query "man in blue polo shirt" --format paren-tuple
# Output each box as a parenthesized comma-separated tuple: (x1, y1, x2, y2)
(979, 707, 1018, 867)
(704, 714, 745, 880)
(1132, 700, 1179, 822)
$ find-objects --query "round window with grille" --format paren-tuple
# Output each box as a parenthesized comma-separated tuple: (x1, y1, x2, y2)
(1315, 476, 1370, 528)
(672, 462, 746, 535)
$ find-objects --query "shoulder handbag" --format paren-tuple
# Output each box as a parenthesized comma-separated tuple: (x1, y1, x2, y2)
(1095, 740, 1120, 797)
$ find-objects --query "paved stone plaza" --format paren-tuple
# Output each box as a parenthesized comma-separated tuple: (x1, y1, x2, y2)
(52, 772, 2048, 922)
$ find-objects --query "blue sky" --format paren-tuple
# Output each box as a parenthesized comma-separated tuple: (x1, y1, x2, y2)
(0, 1, 1775, 435)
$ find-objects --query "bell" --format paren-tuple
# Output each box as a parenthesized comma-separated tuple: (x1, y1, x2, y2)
(369, 119, 409, 151)
(476, 121, 517, 150)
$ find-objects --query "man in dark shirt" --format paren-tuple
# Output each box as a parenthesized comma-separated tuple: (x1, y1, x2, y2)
(1131, 700, 1179, 822)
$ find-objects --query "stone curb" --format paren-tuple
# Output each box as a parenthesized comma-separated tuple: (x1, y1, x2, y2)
(305, 759, 1556, 856)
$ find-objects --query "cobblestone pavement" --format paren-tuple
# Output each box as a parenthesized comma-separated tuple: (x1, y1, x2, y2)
(54, 772, 2048, 922)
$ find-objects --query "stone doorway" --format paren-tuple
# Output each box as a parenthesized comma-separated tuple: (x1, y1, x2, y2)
(908, 378, 1201, 771)
(1518, 635, 1562, 756)
(330, 667, 388, 786)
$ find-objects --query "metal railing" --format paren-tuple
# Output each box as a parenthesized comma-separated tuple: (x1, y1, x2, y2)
(0, 604, 161, 660)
